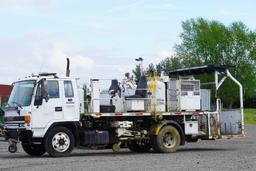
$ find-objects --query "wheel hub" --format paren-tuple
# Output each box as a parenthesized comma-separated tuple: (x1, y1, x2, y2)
(58, 138, 65, 145)
(163, 132, 175, 148)
(52, 132, 70, 152)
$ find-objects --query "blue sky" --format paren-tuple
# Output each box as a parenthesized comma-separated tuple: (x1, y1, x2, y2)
(0, 0, 256, 85)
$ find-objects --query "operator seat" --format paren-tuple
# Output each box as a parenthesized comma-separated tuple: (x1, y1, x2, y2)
(126, 75, 148, 98)
(108, 79, 121, 97)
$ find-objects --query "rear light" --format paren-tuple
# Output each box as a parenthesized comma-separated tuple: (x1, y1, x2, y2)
(24, 115, 31, 124)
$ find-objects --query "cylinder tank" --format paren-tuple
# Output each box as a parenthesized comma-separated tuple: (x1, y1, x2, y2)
(148, 77, 166, 112)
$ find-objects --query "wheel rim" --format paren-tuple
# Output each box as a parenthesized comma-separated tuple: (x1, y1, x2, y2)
(162, 132, 176, 149)
(52, 132, 70, 152)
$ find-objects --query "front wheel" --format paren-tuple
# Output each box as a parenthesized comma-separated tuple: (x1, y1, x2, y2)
(22, 143, 45, 156)
(151, 125, 180, 153)
(44, 127, 75, 157)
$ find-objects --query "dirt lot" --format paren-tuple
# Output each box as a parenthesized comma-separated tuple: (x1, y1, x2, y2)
(0, 125, 255, 171)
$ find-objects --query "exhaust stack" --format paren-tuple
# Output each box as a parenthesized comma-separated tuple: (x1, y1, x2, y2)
(66, 58, 70, 77)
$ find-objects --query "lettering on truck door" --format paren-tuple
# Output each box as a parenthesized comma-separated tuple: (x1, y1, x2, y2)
(62, 80, 77, 120)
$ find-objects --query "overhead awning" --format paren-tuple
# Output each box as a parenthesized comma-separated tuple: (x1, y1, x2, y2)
(168, 65, 234, 77)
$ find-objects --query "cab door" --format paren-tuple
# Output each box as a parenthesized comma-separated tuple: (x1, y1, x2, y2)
(62, 80, 78, 120)
(31, 79, 64, 137)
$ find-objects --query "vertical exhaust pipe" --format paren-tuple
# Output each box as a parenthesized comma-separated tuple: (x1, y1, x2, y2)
(66, 58, 70, 77)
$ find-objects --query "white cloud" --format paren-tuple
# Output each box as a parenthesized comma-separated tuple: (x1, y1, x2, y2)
(81, 21, 110, 30)
(0, 0, 53, 8)
(25, 31, 66, 41)
(146, 3, 176, 11)
(149, 50, 175, 64)
(0, 37, 96, 85)
(217, 8, 250, 17)
(109, 1, 176, 13)
(111, 64, 134, 73)
(36, 45, 95, 77)
(72, 55, 95, 69)
(95, 64, 134, 76)
(108, 1, 141, 13)
(0, 0, 54, 15)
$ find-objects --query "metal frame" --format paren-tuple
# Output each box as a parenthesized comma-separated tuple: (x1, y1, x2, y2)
(215, 70, 244, 136)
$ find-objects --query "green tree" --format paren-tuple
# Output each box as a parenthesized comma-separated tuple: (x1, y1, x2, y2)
(174, 18, 256, 108)
(156, 55, 184, 74)
(132, 65, 141, 84)
(146, 63, 156, 77)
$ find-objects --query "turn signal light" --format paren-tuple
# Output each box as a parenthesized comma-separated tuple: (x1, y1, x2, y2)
(24, 115, 31, 124)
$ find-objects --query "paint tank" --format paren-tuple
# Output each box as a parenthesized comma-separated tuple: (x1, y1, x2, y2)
(148, 78, 166, 112)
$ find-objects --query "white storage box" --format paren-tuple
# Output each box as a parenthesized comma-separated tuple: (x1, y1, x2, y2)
(126, 100, 145, 111)
(185, 121, 199, 135)
(177, 80, 201, 111)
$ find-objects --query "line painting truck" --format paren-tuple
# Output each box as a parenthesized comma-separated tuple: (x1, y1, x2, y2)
(2, 59, 244, 157)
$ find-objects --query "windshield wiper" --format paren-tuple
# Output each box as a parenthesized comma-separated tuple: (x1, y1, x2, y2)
(12, 102, 23, 109)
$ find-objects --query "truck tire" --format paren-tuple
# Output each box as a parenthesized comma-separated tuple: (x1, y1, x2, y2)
(127, 140, 151, 153)
(44, 127, 75, 157)
(151, 125, 180, 153)
(22, 143, 45, 156)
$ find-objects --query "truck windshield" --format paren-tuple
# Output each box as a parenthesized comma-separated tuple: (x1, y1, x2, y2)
(8, 80, 36, 107)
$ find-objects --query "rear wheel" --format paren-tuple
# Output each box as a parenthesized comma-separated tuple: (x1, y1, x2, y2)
(44, 127, 75, 157)
(127, 139, 151, 153)
(151, 125, 180, 153)
(22, 143, 45, 156)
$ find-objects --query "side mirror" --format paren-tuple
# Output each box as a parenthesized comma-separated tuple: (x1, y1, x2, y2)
(42, 79, 49, 102)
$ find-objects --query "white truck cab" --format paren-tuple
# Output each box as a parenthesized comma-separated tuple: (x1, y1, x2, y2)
(4, 73, 82, 156)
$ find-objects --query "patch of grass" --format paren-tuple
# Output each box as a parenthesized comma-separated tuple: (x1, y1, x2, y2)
(244, 108, 256, 124)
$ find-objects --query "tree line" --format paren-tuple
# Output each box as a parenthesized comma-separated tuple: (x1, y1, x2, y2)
(132, 18, 256, 108)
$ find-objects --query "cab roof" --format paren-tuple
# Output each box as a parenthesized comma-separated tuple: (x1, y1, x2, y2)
(15, 73, 77, 83)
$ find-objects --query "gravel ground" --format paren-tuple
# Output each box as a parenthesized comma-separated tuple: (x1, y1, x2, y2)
(0, 125, 255, 171)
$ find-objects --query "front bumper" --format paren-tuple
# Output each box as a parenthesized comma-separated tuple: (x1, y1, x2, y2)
(3, 114, 33, 141)
(4, 127, 33, 142)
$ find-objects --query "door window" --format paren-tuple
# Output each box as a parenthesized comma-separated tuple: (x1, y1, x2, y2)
(64, 81, 74, 98)
(47, 81, 59, 98)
